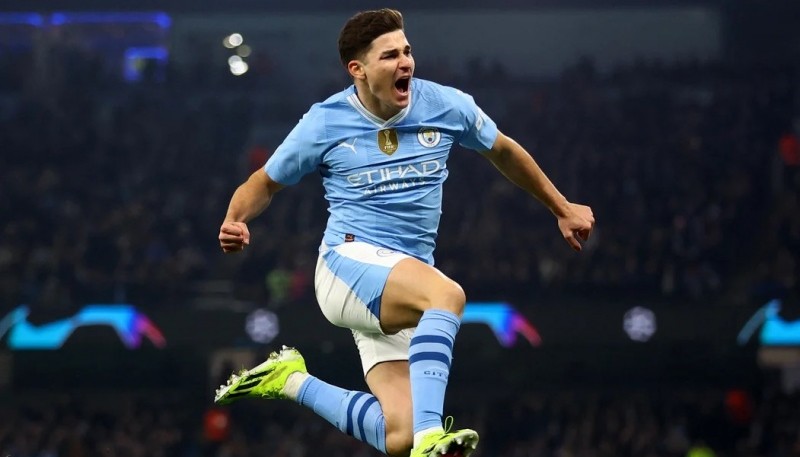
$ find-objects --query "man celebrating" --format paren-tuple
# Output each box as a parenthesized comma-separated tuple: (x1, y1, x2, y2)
(215, 9, 594, 457)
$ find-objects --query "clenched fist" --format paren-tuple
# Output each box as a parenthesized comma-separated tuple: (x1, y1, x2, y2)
(219, 221, 251, 253)
(557, 203, 595, 252)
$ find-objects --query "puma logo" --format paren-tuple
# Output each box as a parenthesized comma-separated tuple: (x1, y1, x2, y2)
(338, 139, 358, 154)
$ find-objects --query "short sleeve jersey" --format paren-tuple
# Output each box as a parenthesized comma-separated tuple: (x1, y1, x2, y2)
(265, 78, 498, 264)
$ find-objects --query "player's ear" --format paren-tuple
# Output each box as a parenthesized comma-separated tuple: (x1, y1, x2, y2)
(347, 60, 366, 80)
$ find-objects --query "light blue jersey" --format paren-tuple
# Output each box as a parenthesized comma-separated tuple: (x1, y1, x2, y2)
(265, 78, 498, 265)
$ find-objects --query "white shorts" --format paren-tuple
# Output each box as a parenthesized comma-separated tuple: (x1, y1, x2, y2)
(315, 241, 415, 375)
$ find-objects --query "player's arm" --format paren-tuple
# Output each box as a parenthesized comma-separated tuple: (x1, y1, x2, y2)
(219, 170, 284, 253)
(483, 131, 595, 251)
(219, 106, 322, 253)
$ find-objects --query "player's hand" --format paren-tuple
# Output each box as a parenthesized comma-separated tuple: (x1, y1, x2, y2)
(219, 221, 251, 253)
(557, 203, 595, 252)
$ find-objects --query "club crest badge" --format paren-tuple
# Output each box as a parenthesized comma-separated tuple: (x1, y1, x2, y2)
(378, 128, 399, 155)
(417, 127, 441, 148)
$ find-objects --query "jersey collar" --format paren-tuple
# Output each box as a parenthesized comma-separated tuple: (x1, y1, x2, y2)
(347, 88, 411, 128)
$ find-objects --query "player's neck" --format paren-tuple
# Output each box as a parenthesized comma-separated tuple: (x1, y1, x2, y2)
(354, 85, 401, 121)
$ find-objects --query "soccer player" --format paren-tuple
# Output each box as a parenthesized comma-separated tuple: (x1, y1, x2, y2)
(214, 8, 594, 457)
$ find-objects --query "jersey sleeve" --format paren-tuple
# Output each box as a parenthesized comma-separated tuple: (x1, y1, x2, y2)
(264, 107, 325, 185)
(447, 88, 499, 152)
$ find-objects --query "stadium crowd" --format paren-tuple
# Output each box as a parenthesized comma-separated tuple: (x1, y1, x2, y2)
(1, 41, 795, 314)
(2, 387, 800, 457)
(1, 18, 800, 457)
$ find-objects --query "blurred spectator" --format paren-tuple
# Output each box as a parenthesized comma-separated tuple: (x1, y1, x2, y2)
(779, 130, 800, 168)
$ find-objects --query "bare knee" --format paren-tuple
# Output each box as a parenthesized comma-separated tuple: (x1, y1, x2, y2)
(381, 260, 467, 331)
(429, 280, 466, 316)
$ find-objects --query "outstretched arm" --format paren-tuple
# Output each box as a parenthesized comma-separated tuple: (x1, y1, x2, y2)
(218, 170, 285, 253)
(483, 131, 595, 251)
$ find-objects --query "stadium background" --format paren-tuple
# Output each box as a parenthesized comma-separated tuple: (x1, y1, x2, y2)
(1, 0, 799, 455)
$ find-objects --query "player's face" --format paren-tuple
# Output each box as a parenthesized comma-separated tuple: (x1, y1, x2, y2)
(358, 30, 414, 116)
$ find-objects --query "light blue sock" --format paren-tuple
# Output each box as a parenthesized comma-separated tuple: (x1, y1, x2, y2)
(297, 376, 387, 453)
(409, 309, 461, 434)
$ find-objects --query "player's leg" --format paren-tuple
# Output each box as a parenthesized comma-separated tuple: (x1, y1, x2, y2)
(214, 345, 392, 454)
(379, 258, 478, 456)
(215, 244, 401, 454)
(365, 360, 413, 456)
(215, 243, 473, 456)
(289, 244, 425, 456)
(353, 327, 415, 456)
(293, 326, 416, 457)
(378, 257, 465, 332)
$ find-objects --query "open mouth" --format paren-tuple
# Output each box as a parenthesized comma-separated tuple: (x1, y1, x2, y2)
(394, 76, 410, 95)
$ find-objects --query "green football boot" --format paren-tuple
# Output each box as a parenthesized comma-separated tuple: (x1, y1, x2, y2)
(410, 417, 479, 457)
(214, 345, 307, 405)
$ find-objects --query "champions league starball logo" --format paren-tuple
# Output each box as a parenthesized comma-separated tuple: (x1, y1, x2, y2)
(0, 305, 166, 350)
(462, 302, 542, 347)
(738, 299, 800, 346)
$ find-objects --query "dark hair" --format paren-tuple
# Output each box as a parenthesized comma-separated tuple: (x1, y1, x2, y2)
(338, 9, 404, 67)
